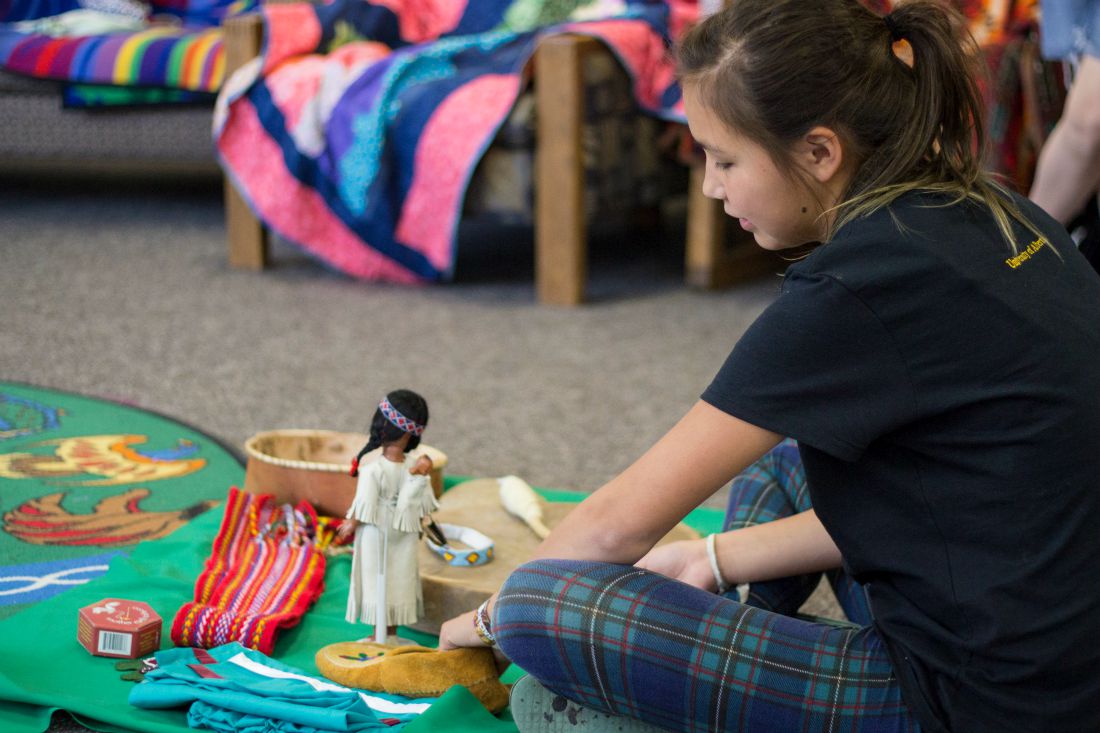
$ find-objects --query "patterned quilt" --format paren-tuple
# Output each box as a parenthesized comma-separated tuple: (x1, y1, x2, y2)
(215, 0, 691, 284)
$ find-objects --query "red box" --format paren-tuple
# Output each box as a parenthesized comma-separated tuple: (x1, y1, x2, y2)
(77, 599, 162, 659)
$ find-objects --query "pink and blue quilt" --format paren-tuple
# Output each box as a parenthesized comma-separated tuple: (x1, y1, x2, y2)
(215, 0, 695, 284)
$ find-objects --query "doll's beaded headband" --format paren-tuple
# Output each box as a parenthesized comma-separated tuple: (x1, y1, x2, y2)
(379, 397, 425, 436)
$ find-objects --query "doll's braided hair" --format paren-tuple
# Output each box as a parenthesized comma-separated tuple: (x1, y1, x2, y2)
(350, 389, 429, 477)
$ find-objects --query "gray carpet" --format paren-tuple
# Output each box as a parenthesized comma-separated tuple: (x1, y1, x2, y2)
(1, 174, 783, 501)
(0, 173, 839, 732)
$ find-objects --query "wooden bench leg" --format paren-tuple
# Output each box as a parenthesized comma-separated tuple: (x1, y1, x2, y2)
(684, 159, 782, 288)
(535, 35, 595, 306)
(684, 161, 726, 288)
(222, 12, 269, 270)
(225, 182, 269, 269)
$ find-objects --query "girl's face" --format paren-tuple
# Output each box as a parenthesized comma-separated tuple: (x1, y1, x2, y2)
(683, 85, 830, 251)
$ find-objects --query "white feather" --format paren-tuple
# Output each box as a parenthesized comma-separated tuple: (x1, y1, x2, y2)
(497, 475, 551, 539)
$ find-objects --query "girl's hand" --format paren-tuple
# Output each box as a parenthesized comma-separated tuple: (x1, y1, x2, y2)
(635, 538, 717, 591)
(438, 608, 512, 672)
(437, 609, 485, 650)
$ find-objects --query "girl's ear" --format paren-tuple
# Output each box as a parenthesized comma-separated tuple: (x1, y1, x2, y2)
(797, 126, 846, 184)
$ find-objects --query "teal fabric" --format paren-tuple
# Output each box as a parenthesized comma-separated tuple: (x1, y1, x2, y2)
(131, 643, 428, 731)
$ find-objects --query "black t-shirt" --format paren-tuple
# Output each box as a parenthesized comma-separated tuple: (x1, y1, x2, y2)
(702, 190, 1100, 732)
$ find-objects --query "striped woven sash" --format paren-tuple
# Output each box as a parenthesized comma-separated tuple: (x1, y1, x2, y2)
(171, 487, 326, 654)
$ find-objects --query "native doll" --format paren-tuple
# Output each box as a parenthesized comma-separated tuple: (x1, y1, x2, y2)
(338, 389, 436, 643)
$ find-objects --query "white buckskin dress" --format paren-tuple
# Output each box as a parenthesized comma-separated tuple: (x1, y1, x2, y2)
(345, 454, 438, 626)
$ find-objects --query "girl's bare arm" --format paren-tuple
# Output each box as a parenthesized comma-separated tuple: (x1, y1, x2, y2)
(440, 401, 838, 649)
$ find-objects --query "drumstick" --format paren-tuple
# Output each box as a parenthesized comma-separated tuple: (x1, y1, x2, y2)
(497, 475, 551, 539)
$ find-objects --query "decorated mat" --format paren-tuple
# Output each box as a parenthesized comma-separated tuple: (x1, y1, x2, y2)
(0, 475, 721, 733)
(0, 382, 244, 621)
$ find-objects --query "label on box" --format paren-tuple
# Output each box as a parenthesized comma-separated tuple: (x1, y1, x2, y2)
(97, 630, 133, 656)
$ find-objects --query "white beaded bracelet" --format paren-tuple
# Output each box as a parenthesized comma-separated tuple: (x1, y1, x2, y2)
(706, 533, 731, 595)
(473, 599, 496, 646)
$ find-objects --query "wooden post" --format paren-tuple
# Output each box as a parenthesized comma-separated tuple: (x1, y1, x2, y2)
(222, 13, 269, 270)
(535, 35, 595, 306)
(684, 159, 783, 288)
(684, 160, 726, 288)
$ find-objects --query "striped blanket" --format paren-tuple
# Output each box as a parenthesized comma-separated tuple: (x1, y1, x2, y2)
(0, 0, 255, 92)
(215, 0, 691, 284)
(172, 486, 328, 654)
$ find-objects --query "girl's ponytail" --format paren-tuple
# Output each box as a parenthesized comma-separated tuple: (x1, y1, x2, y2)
(881, 3, 986, 187)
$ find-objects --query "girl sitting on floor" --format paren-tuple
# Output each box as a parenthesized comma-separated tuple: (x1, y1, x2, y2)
(440, 1, 1100, 730)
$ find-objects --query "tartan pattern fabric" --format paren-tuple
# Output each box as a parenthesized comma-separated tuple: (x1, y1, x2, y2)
(493, 441, 919, 731)
(495, 560, 917, 733)
(171, 487, 326, 655)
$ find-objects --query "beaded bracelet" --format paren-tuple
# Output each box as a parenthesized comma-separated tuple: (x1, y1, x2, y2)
(425, 524, 494, 567)
(706, 533, 731, 595)
(473, 599, 496, 646)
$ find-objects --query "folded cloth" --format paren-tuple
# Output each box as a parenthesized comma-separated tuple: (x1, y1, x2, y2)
(130, 642, 436, 732)
(11, 8, 144, 36)
(316, 642, 510, 714)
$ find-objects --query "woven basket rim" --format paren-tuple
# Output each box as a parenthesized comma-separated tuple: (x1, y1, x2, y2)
(243, 429, 367, 473)
(243, 429, 447, 472)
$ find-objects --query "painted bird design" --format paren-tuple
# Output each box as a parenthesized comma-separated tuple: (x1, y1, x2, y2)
(0, 434, 204, 485)
(2, 488, 218, 547)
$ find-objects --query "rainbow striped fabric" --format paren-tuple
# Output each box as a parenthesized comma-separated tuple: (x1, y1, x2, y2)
(0, 0, 255, 91)
(171, 487, 327, 655)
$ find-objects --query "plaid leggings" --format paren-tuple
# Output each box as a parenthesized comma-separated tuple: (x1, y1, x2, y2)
(493, 440, 920, 732)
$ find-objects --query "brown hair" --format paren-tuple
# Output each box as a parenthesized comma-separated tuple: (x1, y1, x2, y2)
(677, 0, 1036, 250)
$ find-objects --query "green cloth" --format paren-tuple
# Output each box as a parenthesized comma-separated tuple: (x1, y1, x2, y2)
(0, 478, 722, 733)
